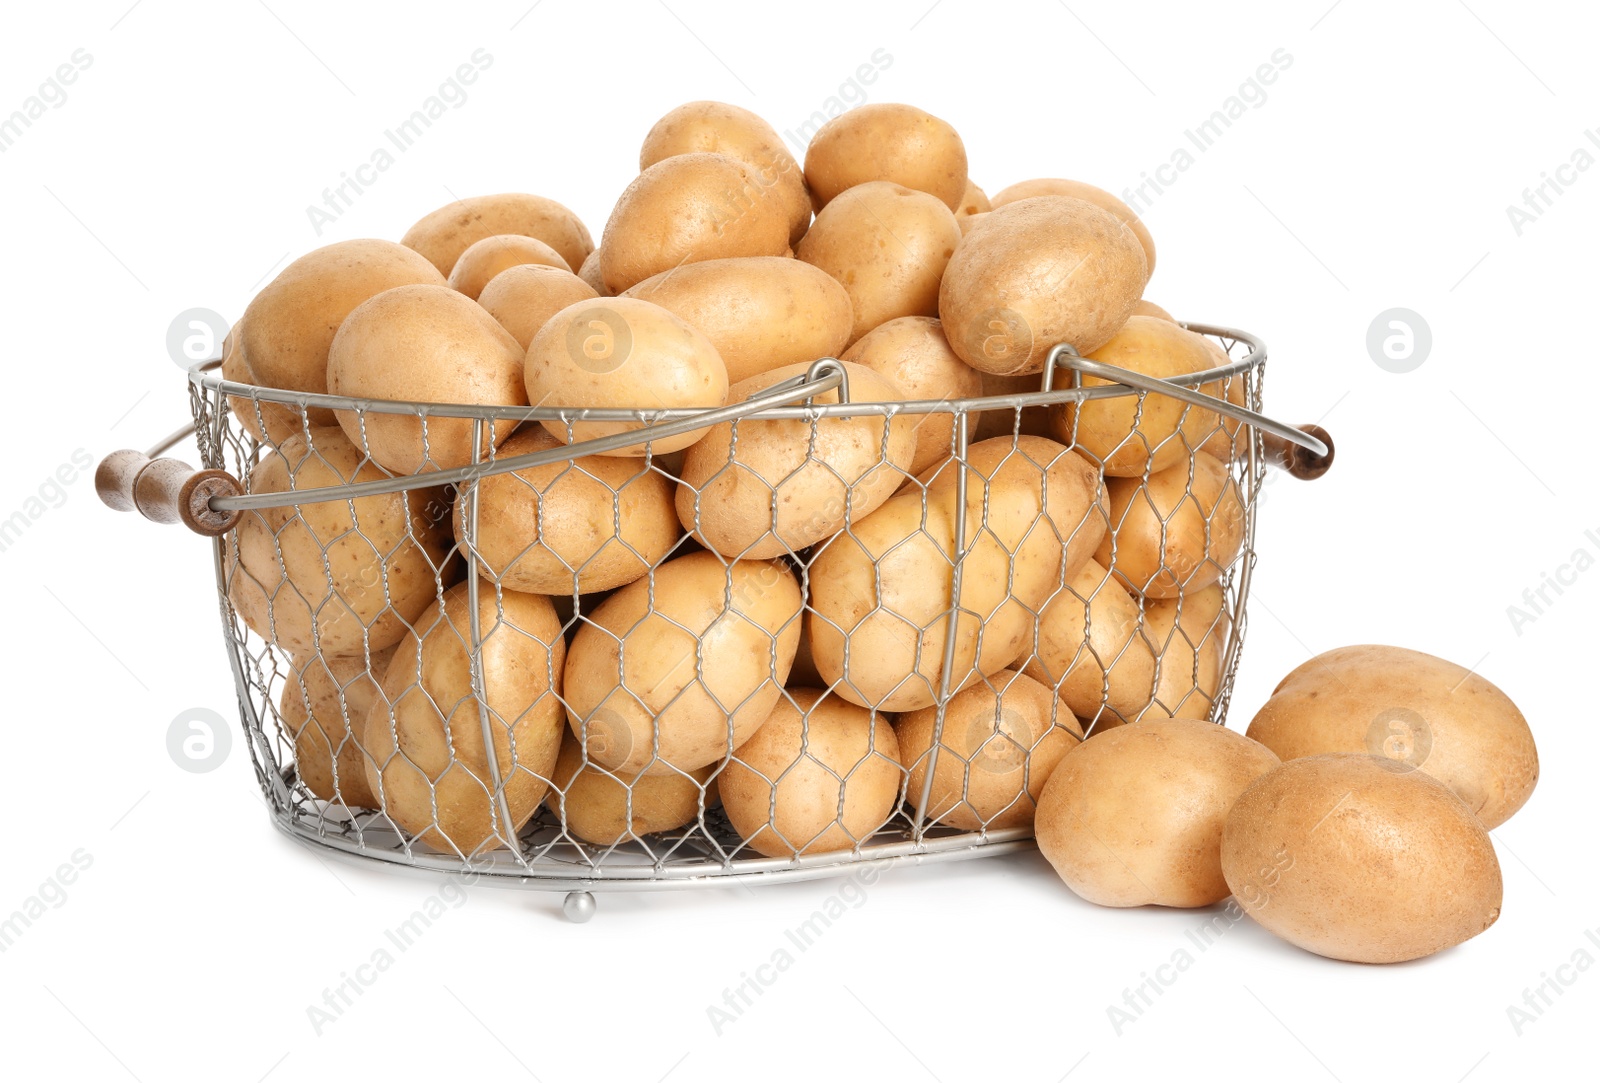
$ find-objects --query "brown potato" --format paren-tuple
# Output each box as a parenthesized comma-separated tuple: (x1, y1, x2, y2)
(1143, 584, 1230, 721)
(364, 583, 565, 855)
(639, 100, 811, 245)
(477, 264, 599, 350)
(954, 179, 991, 223)
(797, 180, 961, 344)
(804, 103, 968, 210)
(1049, 316, 1218, 476)
(1096, 453, 1246, 599)
(622, 256, 852, 385)
(457, 426, 680, 595)
(578, 248, 610, 296)
(675, 361, 915, 559)
(326, 284, 527, 474)
(1221, 754, 1503, 962)
(280, 646, 395, 808)
(1035, 718, 1281, 907)
(563, 552, 803, 775)
(523, 297, 728, 456)
(991, 178, 1156, 280)
(600, 153, 792, 293)
(957, 210, 990, 236)
(545, 732, 714, 846)
(1023, 558, 1157, 723)
(721, 689, 903, 857)
(1133, 299, 1176, 322)
(1245, 645, 1538, 829)
(1182, 337, 1250, 463)
(895, 669, 1081, 831)
(222, 325, 315, 445)
(447, 234, 571, 299)
(401, 192, 594, 277)
(939, 196, 1147, 375)
(226, 426, 453, 657)
(840, 316, 983, 475)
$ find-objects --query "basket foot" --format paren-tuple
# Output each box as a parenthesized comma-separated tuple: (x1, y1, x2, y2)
(562, 890, 597, 923)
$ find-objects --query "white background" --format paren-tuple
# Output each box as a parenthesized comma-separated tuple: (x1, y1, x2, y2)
(1, 1, 1595, 1080)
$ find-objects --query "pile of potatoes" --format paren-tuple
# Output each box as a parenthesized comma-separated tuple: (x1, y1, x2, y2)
(215, 99, 1532, 963)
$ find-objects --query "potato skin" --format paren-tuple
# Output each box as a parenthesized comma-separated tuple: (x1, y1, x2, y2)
(954, 180, 990, 223)
(477, 264, 599, 350)
(1035, 718, 1281, 907)
(1096, 452, 1245, 599)
(280, 647, 395, 808)
(1245, 645, 1538, 828)
(721, 689, 903, 857)
(895, 670, 1081, 831)
(578, 249, 610, 296)
(457, 426, 680, 594)
(401, 192, 594, 277)
(1133, 299, 1176, 322)
(991, 178, 1156, 280)
(563, 552, 803, 776)
(363, 583, 567, 855)
(1023, 558, 1156, 723)
(546, 732, 713, 846)
(675, 360, 915, 559)
(939, 196, 1148, 375)
(797, 180, 961, 345)
(1221, 754, 1503, 963)
(447, 234, 571, 299)
(622, 256, 852, 385)
(222, 325, 320, 445)
(840, 316, 983, 475)
(804, 103, 968, 211)
(1143, 584, 1230, 721)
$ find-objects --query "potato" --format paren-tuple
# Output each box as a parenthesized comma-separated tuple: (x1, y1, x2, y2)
(523, 297, 728, 456)
(957, 210, 990, 236)
(676, 361, 914, 558)
(326, 284, 527, 474)
(1245, 645, 1538, 829)
(545, 732, 713, 846)
(1221, 754, 1504, 962)
(226, 426, 453, 657)
(1023, 558, 1156, 723)
(222, 325, 312, 445)
(1143, 584, 1230, 721)
(991, 178, 1156, 280)
(954, 179, 990, 223)
(895, 669, 1081, 830)
(1096, 453, 1245, 599)
(1133, 299, 1176, 322)
(622, 257, 853, 385)
(401, 192, 594, 277)
(1182, 338, 1250, 463)
(477, 264, 599, 350)
(578, 248, 610, 296)
(639, 100, 811, 245)
(1035, 718, 1281, 907)
(720, 689, 903, 857)
(939, 196, 1147, 375)
(447, 234, 571, 299)
(796, 180, 961, 344)
(803, 103, 968, 211)
(600, 152, 792, 293)
(563, 552, 803, 775)
(840, 316, 983, 474)
(456, 426, 680, 595)
(280, 646, 395, 808)
(364, 583, 565, 855)
(970, 370, 1054, 443)
(1048, 316, 1218, 476)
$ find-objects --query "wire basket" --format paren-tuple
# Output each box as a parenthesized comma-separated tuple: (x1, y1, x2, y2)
(99, 323, 1332, 921)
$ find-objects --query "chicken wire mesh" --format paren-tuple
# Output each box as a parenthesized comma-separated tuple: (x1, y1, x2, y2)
(178, 326, 1290, 908)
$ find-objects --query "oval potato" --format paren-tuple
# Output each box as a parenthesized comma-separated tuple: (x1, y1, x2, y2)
(280, 646, 395, 808)
(447, 234, 571, 299)
(991, 178, 1156, 280)
(545, 732, 714, 846)
(840, 316, 983, 475)
(1023, 558, 1156, 723)
(803, 103, 968, 211)
(402, 192, 593, 277)
(1096, 453, 1245, 599)
(477, 264, 599, 350)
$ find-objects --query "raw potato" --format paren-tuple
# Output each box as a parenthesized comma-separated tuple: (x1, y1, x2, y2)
(600, 152, 792, 293)
(1035, 718, 1281, 907)
(523, 296, 729, 456)
(954, 180, 990, 224)
(895, 670, 1081, 830)
(477, 264, 599, 349)
(721, 689, 903, 857)
(1133, 299, 1176, 322)
(970, 370, 1054, 443)
(957, 210, 990, 236)
(803, 103, 968, 211)
(563, 552, 803, 776)
(939, 196, 1148, 375)
(840, 316, 983, 474)
(1096, 453, 1246, 599)
(456, 426, 680, 595)
(578, 249, 610, 296)
(622, 257, 853, 385)
(1023, 558, 1156, 723)
(280, 646, 395, 808)
(1245, 645, 1538, 828)
(222, 326, 310, 445)
(1048, 316, 1218, 476)
(991, 178, 1156, 280)
(1182, 338, 1250, 463)
(546, 732, 713, 846)
(1144, 584, 1230, 721)
(1221, 754, 1504, 962)
(675, 360, 915, 559)
(797, 181, 961, 344)
(639, 100, 811, 245)
(226, 426, 453, 657)
(401, 192, 594, 277)
(447, 234, 571, 299)
(326, 284, 527, 474)
(364, 584, 566, 855)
